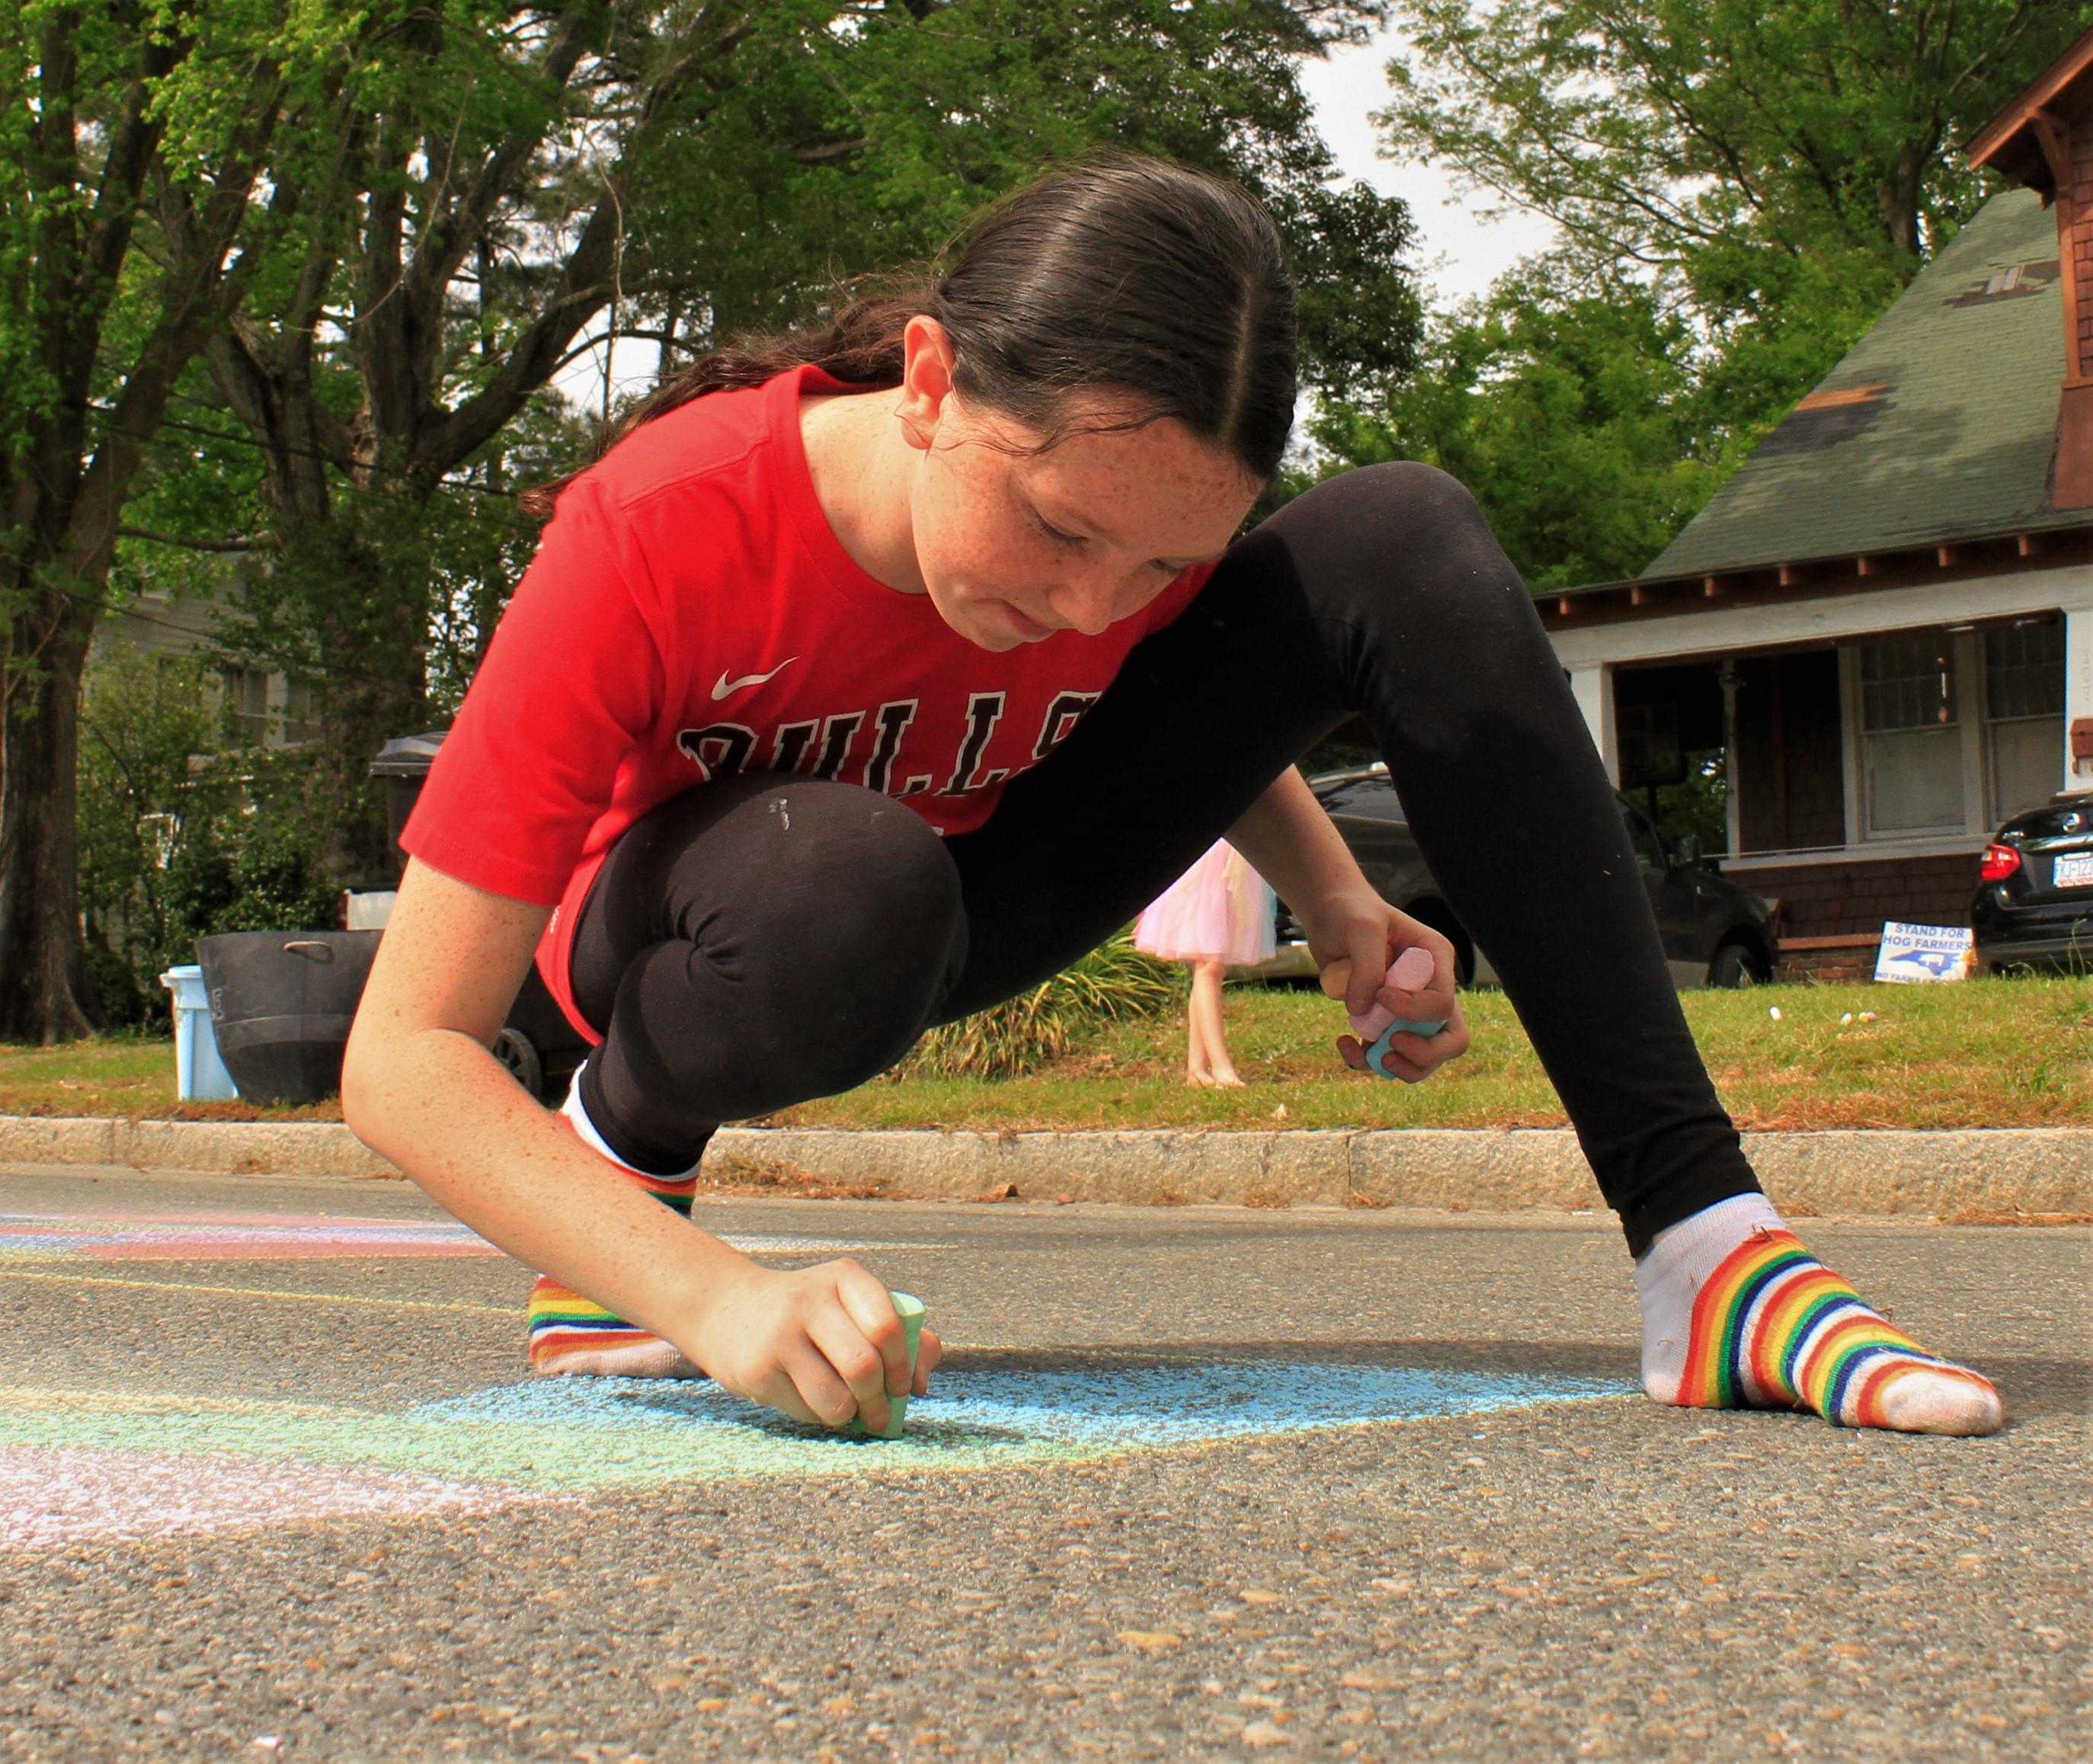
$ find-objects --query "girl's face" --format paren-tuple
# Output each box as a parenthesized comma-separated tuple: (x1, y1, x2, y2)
(896, 322, 1263, 653)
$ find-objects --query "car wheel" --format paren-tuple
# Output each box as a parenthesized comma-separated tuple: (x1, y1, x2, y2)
(1707, 941, 1765, 988)
(493, 1026, 544, 1100)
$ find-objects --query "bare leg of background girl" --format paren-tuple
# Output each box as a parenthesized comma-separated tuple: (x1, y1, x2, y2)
(1187, 959, 1243, 1087)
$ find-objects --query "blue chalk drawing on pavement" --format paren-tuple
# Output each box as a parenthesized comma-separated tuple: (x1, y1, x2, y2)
(0, 1365, 1632, 1511)
(395, 1362, 1635, 1487)
(916, 1362, 1628, 1445)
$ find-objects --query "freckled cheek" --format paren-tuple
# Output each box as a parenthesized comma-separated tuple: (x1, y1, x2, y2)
(929, 515, 1039, 602)
(924, 460, 1020, 571)
(1112, 569, 1175, 623)
(926, 533, 1006, 603)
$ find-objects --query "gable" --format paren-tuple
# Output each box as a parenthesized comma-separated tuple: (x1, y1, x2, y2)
(1640, 190, 2078, 581)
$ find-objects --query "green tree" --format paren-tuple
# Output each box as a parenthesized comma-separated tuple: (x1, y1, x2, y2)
(1313, 1, 2091, 592)
(77, 648, 338, 1026)
(172, 0, 1422, 889)
(1307, 261, 1723, 588)
(1379, 1, 2079, 281)
(75, 650, 224, 1024)
(0, 1, 352, 1042)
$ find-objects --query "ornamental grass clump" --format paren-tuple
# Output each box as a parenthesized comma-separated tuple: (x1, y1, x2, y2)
(900, 933, 1178, 1079)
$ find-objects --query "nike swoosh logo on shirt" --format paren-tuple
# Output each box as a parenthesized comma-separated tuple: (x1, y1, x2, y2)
(711, 658, 799, 700)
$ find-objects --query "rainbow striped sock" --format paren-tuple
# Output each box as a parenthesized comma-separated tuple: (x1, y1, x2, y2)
(526, 1273, 699, 1378)
(1638, 1198, 2001, 1436)
(529, 1075, 706, 1378)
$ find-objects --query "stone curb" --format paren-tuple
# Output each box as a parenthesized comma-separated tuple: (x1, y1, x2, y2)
(2, 1115, 2088, 1218)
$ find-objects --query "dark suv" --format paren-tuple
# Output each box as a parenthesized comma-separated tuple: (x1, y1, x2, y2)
(1247, 765, 1778, 990)
(1972, 792, 2093, 973)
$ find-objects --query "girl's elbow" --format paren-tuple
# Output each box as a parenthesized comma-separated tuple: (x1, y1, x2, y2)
(338, 1018, 396, 1145)
(338, 1055, 377, 1145)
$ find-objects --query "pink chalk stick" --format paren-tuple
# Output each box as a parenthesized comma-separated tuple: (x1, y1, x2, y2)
(1349, 945, 1440, 1042)
(1390, 945, 1436, 990)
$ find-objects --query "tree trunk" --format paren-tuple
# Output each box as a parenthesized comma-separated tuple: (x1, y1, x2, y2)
(274, 507, 430, 888)
(1877, 141, 1927, 261)
(0, 610, 97, 1042)
(318, 668, 427, 887)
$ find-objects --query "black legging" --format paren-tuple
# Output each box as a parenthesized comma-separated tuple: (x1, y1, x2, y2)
(567, 463, 1760, 1255)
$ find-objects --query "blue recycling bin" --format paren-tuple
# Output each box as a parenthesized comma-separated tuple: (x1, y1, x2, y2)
(159, 965, 239, 1101)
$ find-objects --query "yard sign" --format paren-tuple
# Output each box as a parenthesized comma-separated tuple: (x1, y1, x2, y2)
(1874, 921, 1977, 983)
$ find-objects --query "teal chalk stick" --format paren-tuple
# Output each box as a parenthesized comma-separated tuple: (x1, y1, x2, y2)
(1364, 1017, 1446, 1078)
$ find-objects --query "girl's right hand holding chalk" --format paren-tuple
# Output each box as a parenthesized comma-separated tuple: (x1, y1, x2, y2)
(684, 1258, 940, 1435)
(343, 861, 936, 1439)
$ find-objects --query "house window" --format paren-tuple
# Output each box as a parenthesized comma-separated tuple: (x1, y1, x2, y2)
(139, 812, 179, 869)
(222, 666, 270, 741)
(1858, 633, 1964, 834)
(1985, 621, 2065, 820)
(279, 677, 320, 746)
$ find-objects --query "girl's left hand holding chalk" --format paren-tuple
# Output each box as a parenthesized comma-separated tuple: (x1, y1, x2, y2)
(1314, 905, 1469, 1083)
(1221, 785, 1467, 1086)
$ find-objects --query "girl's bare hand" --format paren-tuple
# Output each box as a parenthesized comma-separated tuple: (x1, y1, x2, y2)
(1299, 887, 1471, 1083)
(684, 1258, 939, 1431)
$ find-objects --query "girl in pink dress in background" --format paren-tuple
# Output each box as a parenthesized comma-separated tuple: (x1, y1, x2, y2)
(1134, 839, 1275, 1087)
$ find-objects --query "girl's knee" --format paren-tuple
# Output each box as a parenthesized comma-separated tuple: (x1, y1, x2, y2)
(651, 776, 957, 930)
(619, 786, 964, 1107)
(635, 773, 965, 1025)
(1295, 460, 1490, 541)
(772, 782, 962, 938)
(735, 782, 965, 1007)
(1267, 462, 1522, 632)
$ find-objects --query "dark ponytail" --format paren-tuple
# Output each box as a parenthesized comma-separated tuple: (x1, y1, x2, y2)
(522, 155, 1297, 516)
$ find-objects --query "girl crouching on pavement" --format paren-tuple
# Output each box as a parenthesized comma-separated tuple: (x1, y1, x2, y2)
(344, 156, 2000, 1441)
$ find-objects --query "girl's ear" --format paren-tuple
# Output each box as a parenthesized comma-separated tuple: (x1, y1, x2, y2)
(895, 315, 958, 451)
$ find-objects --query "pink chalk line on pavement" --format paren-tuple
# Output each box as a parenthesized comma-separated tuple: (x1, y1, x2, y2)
(0, 1444, 526, 1551)
(0, 1211, 503, 1262)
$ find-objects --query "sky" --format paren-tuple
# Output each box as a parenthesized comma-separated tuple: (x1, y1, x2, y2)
(1298, 23, 1559, 306)
(552, 24, 1560, 413)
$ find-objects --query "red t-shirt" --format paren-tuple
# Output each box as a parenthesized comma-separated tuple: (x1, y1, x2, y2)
(403, 364, 1215, 1041)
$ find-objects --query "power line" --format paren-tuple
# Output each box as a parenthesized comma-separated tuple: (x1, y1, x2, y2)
(109, 614, 391, 694)
(148, 407, 534, 501)
(80, 392, 567, 503)
(24, 384, 574, 690)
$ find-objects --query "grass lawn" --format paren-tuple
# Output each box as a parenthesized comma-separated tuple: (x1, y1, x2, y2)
(4, 974, 2088, 1132)
(0, 1034, 342, 1123)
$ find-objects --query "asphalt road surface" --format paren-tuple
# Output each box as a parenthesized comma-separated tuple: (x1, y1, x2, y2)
(1, 1162, 2086, 1762)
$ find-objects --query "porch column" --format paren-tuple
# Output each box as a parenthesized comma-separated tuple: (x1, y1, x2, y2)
(1720, 660, 1743, 856)
(2069, 608, 2093, 792)
(1567, 663, 1619, 786)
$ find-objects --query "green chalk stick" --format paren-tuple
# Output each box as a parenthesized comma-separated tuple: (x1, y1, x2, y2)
(846, 1290, 925, 1440)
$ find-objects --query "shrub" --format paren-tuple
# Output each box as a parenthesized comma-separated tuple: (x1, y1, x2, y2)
(898, 933, 1178, 1079)
(77, 651, 338, 1028)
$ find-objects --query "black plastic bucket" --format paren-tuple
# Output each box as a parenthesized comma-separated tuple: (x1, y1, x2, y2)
(198, 930, 382, 1105)
(366, 728, 593, 1103)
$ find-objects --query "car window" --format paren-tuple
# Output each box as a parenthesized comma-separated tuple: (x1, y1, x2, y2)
(1621, 799, 1666, 869)
(1318, 779, 1407, 822)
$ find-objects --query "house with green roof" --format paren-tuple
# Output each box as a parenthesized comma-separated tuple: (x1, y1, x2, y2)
(1538, 31, 2093, 971)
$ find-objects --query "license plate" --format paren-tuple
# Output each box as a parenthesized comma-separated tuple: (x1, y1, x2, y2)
(2055, 851, 2093, 888)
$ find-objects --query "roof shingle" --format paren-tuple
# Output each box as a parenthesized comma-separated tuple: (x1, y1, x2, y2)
(1639, 189, 2078, 581)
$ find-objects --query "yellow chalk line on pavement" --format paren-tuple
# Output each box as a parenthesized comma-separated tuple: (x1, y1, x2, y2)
(0, 1267, 985, 1333)
(0, 1266, 513, 1317)
(0, 1382, 376, 1420)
